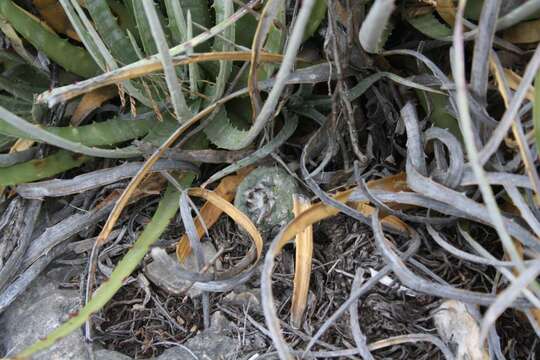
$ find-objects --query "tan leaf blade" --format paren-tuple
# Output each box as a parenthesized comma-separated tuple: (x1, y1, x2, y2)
(503, 19, 540, 44)
(290, 194, 313, 329)
(176, 167, 254, 262)
(71, 86, 118, 126)
(502, 68, 535, 102)
(188, 187, 264, 261)
(34, 0, 80, 40)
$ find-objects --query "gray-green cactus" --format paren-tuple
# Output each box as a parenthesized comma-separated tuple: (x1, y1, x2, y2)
(234, 166, 299, 235)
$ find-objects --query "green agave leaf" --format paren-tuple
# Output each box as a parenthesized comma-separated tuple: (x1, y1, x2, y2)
(407, 12, 453, 40)
(3, 63, 50, 89)
(186, 11, 201, 94)
(0, 150, 89, 186)
(0, 134, 14, 150)
(203, 0, 286, 150)
(0, 49, 26, 67)
(203, 0, 245, 150)
(106, 0, 138, 36)
(235, 11, 258, 48)
(143, 116, 181, 146)
(165, 0, 211, 42)
(205, 114, 297, 185)
(303, 0, 326, 41)
(164, 0, 187, 45)
(0, 115, 155, 147)
(0, 94, 32, 117)
(205, 107, 250, 150)
(130, 0, 171, 56)
(378, 17, 394, 52)
(0, 73, 46, 102)
(86, 0, 138, 65)
(260, 0, 285, 80)
(0, 0, 99, 77)
(209, 0, 234, 101)
(130, 0, 156, 56)
(417, 90, 462, 141)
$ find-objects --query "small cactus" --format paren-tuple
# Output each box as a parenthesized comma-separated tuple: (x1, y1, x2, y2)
(235, 166, 299, 235)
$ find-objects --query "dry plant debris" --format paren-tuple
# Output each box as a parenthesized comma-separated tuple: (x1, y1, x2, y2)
(0, 0, 539, 359)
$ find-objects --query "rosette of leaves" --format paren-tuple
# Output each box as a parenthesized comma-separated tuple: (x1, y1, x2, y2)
(0, 0, 327, 357)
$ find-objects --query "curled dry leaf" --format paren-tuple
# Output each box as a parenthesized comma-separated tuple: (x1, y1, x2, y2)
(434, 300, 489, 360)
(176, 167, 254, 262)
(489, 58, 540, 198)
(149, 187, 264, 296)
(261, 178, 413, 359)
(269, 177, 411, 269)
(364, 172, 411, 210)
(71, 86, 118, 126)
(436, 0, 457, 26)
(366, 172, 408, 192)
(503, 19, 540, 44)
(187, 186, 264, 260)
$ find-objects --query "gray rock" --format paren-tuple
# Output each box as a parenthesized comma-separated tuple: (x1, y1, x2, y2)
(145, 243, 221, 298)
(223, 290, 261, 314)
(0, 271, 90, 360)
(94, 349, 133, 360)
(157, 331, 238, 360)
(156, 347, 197, 360)
(209, 311, 233, 333)
(178, 241, 222, 274)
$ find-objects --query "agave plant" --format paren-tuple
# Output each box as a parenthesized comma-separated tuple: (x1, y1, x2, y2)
(4, 0, 539, 359)
(0, 0, 327, 357)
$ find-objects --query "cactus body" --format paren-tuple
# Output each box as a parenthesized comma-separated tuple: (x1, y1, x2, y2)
(234, 166, 298, 234)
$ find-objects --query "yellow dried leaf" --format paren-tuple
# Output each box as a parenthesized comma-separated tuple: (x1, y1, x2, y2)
(273, 180, 411, 257)
(490, 59, 538, 194)
(34, 0, 80, 41)
(0, 17, 34, 63)
(176, 167, 254, 262)
(9, 138, 34, 153)
(365, 172, 408, 192)
(502, 68, 535, 102)
(492, 63, 540, 335)
(503, 19, 540, 44)
(290, 195, 313, 329)
(187, 187, 264, 261)
(436, 0, 457, 26)
(71, 86, 118, 126)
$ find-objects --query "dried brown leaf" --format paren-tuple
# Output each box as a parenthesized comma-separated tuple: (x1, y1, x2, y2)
(503, 19, 540, 44)
(34, 0, 80, 41)
(290, 194, 313, 329)
(176, 167, 254, 262)
(71, 86, 118, 126)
